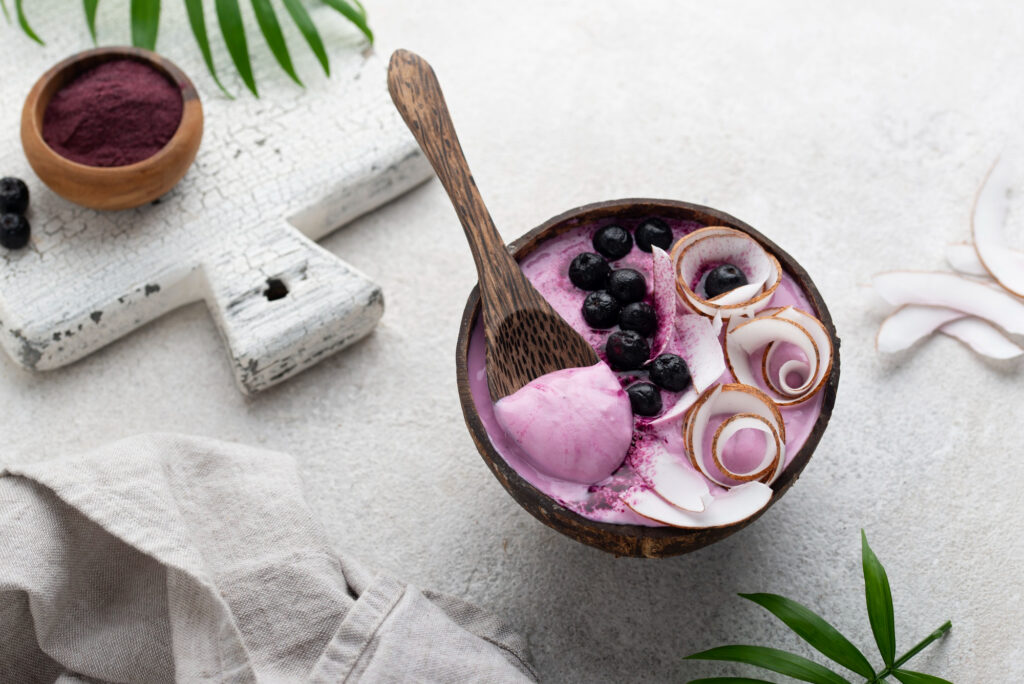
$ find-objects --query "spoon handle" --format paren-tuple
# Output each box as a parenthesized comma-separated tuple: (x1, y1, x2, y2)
(386, 50, 519, 286)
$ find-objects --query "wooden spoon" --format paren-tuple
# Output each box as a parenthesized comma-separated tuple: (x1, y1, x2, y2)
(387, 49, 598, 401)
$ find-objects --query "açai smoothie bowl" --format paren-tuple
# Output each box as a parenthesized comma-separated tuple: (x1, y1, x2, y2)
(456, 199, 840, 557)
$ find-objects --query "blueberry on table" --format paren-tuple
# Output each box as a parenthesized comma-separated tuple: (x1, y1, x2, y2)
(606, 330, 650, 371)
(607, 268, 647, 304)
(635, 218, 673, 252)
(619, 301, 657, 336)
(704, 264, 748, 298)
(0, 214, 30, 250)
(0, 177, 29, 215)
(569, 252, 611, 290)
(648, 353, 692, 392)
(582, 290, 621, 329)
(592, 225, 633, 260)
(627, 382, 662, 416)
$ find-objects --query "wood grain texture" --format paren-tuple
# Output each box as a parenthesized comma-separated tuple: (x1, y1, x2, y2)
(456, 199, 841, 558)
(387, 49, 597, 401)
(21, 47, 204, 211)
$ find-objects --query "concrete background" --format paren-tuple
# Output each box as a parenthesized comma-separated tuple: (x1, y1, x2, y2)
(3, 1, 1021, 680)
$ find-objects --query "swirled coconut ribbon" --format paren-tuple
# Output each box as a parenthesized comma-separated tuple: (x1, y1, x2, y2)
(684, 383, 786, 488)
(725, 306, 834, 407)
(670, 226, 782, 319)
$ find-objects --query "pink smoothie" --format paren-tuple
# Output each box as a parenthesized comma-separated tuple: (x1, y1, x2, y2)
(467, 218, 825, 526)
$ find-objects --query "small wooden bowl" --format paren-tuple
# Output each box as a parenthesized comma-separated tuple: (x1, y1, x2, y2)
(21, 46, 203, 211)
(456, 198, 841, 558)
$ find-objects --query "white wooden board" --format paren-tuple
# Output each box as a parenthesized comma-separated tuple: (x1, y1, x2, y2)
(0, 5, 432, 393)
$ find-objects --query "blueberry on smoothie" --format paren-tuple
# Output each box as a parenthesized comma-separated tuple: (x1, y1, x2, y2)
(618, 301, 657, 336)
(582, 290, 621, 329)
(627, 382, 662, 416)
(605, 330, 650, 371)
(648, 353, 691, 392)
(592, 225, 633, 260)
(635, 218, 672, 252)
(568, 252, 611, 290)
(704, 264, 748, 298)
(607, 268, 646, 303)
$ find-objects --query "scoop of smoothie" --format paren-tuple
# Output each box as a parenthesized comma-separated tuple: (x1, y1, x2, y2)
(493, 362, 633, 484)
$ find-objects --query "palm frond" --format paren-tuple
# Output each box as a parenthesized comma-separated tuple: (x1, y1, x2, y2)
(15, 0, 44, 44)
(130, 0, 161, 50)
(182, 0, 232, 97)
(9, 0, 373, 96)
(250, 0, 301, 86)
(83, 0, 100, 42)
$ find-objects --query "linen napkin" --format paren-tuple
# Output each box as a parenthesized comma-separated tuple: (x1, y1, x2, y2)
(0, 433, 536, 683)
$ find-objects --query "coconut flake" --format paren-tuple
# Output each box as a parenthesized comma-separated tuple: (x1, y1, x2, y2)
(670, 227, 782, 319)
(724, 307, 832, 406)
(940, 317, 1024, 359)
(711, 413, 781, 482)
(640, 441, 709, 512)
(873, 271, 1024, 336)
(972, 157, 1024, 297)
(649, 246, 677, 358)
(876, 305, 965, 353)
(621, 482, 772, 529)
(647, 314, 727, 427)
(945, 243, 989, 277)
(684, 384, 786, 488)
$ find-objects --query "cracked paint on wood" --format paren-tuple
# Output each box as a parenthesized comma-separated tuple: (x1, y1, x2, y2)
(0, 11, 432, 394)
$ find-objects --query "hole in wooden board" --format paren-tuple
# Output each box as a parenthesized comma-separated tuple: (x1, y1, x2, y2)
(264, 278, 289, 301)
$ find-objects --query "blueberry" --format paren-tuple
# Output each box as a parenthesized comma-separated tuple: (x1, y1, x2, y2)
(582, 290, 621, 329)
(592, 225, 633, 260)
(627, 382, 662, 417)
(568, 252, 611, 290)
(607, 268, 647, 303)
(0, 214, 30, 250)
(619, 301, 657, 336)
(648, 353, 692, 392)
(635, 218, 673, 252)
(704, 264, 748, 298)
(606, 330, 650, 371)
(0, 177, 28, 215)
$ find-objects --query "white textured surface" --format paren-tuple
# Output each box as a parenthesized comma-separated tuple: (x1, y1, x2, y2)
(1, 1, 1021, 681)
(0, 6, 432, 393)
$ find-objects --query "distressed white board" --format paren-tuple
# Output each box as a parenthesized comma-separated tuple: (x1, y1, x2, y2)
(0, 6, 432, 393)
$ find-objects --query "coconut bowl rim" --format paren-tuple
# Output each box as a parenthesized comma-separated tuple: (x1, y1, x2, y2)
(455, 197, 841, 558)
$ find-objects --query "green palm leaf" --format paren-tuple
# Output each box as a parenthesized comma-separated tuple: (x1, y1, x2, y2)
(130, 0, 160, 50)
(251, 0, 301, 85)
(215, 0, 258, 95)
(18, 0, 371, 95)
(862, 530, 896, 666)
(739, 593, 875, 679)
(281, 0, 329, 75)
(15, 0, 44, 44)
(891, 669, 954, 684)
(83, 0, 100, 42)
(2, 0, 12, 23)
(685, 645, 850, 684)
(182, 0, 231, 97)
(320, 0, 371, 43)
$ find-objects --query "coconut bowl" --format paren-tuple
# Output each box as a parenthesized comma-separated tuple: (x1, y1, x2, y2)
(21, 46, 203, 211)
(455, 198, 840, 558)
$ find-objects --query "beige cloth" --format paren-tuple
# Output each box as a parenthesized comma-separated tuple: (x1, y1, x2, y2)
(0, 434, 536, 683)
